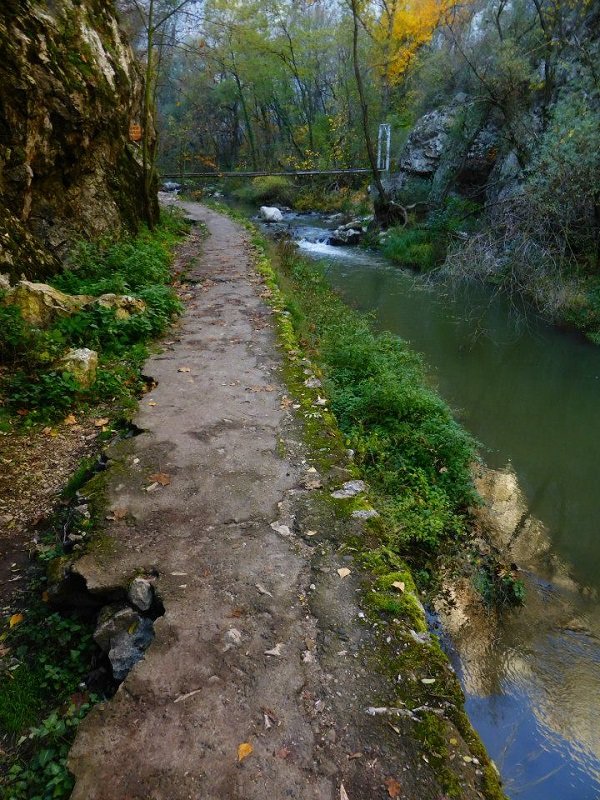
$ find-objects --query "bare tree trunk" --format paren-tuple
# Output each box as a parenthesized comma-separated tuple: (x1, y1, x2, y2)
(350, 0, 385, 199)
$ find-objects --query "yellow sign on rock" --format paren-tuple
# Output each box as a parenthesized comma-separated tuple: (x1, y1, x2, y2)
(129, 123, 142, 142)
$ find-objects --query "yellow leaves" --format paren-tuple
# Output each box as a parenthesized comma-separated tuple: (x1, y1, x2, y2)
(376, 0, 454, 84)
(237, 742, 253, 761)
(337, 567, 351, 579)
(9, 613, 24, 628)
(149, 472, 171, 486)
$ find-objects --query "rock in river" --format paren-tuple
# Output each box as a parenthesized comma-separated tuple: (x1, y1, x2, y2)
(260, 206, 284, 223)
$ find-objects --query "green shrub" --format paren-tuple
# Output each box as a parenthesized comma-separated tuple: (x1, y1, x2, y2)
(232, 175, 296, 206)
(0, 216, 184, 420)
(1, 604, 98, 800)
(383, 227, 441, 271)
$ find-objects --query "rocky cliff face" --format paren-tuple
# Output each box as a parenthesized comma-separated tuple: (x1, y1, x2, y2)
(0, 0, 156, 282)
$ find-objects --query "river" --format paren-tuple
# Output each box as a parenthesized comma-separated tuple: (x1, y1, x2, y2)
(269, 211, 600, 800)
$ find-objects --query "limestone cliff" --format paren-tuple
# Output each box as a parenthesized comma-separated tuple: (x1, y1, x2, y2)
(0, 0, 157, 282)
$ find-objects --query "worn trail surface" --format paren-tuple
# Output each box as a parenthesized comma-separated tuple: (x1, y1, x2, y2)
(68, 203, 486, 800)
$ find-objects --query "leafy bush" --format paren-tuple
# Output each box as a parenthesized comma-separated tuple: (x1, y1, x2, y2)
(1, 604, 99, 800)
(383, 196, 482, 271)
(232, 175, 296, 206)
(383, 227, 440, 270)
(0, 215, 184, 420)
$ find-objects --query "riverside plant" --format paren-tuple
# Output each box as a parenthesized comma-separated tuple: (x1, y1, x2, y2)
(0, 213, 186, 423)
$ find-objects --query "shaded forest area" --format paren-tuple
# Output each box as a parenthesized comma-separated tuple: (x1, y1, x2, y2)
(121, 0, 600, 337)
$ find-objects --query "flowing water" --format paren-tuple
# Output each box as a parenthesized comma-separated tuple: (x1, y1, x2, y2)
(273, 211, 600, 800)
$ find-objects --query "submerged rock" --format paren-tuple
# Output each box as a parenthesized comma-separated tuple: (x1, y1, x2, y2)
(329, 227, 362, 246)
(58, 347, 98, 388)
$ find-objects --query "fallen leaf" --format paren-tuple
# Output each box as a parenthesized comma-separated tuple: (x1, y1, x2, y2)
(177, 367, 191, 373)
(449, 737, 458, 746)
(337, 568, 351, 579)
(149, 472, 171, 486)
(148, 400, 157, 407)
(42, 426, 52, 435)
(112, 507, 129, 520)
(391, 581, 405, 593)
(9, 613, 24, 628)
(94, 418, 109, 427)
(255, 583, 273, 597)
(264, 643, 285, 657)
(16, 408, 29, 416)
(144, 482, 159, 492)
(384, 777, 402, 798)
(340, 784, 350, 800)
(305, 530, 318, 537)
(238, 742, 253, 762)
(347, 752, 363, 760)
(70, 691, 90, 709)
(275, 746, 291, 759)
(421, 677, 436, 685)
(64, 414, 77, 425)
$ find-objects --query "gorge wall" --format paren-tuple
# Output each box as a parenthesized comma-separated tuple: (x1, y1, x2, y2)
(0, 0, 156, 282)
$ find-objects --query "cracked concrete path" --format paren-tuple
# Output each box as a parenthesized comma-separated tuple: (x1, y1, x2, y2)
(68, 202, 488, 800)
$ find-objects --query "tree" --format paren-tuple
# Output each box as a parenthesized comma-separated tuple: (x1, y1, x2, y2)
(118, 0, 198, 226)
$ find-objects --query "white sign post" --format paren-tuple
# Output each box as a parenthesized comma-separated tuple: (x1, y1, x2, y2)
(377, 123, 392, 173)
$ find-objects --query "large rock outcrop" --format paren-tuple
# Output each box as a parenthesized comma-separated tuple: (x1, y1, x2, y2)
(0, 0, 157, 282)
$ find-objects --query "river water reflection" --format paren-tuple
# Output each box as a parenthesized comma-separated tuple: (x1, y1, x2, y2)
(290, 218, 600, 800)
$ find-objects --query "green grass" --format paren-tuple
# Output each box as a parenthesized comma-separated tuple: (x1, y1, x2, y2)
(276, 243, 478, 555)
(0, 212, 187, 423)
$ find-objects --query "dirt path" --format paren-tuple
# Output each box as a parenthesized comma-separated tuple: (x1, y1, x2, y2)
(67, 203, 491, 800)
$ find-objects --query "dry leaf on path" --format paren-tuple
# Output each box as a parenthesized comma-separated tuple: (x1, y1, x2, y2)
(237, 742, 253, 762)
(264, 643, 284, 657)
(94, 418, 109, 427)
(384, 777, 402, 798)
(391, 581, 405, 593)
(255, 583, 273, 597)
(64, 414, 77, 425)
(148, 400, 157, 407)
(9, 613, 24, 628)
(340, 784, 350, 800)
(177, 367, 191, 373)
(149, 472, 171, 486)
(337, 568, 351, 579)
(305, 530, 318, 537)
